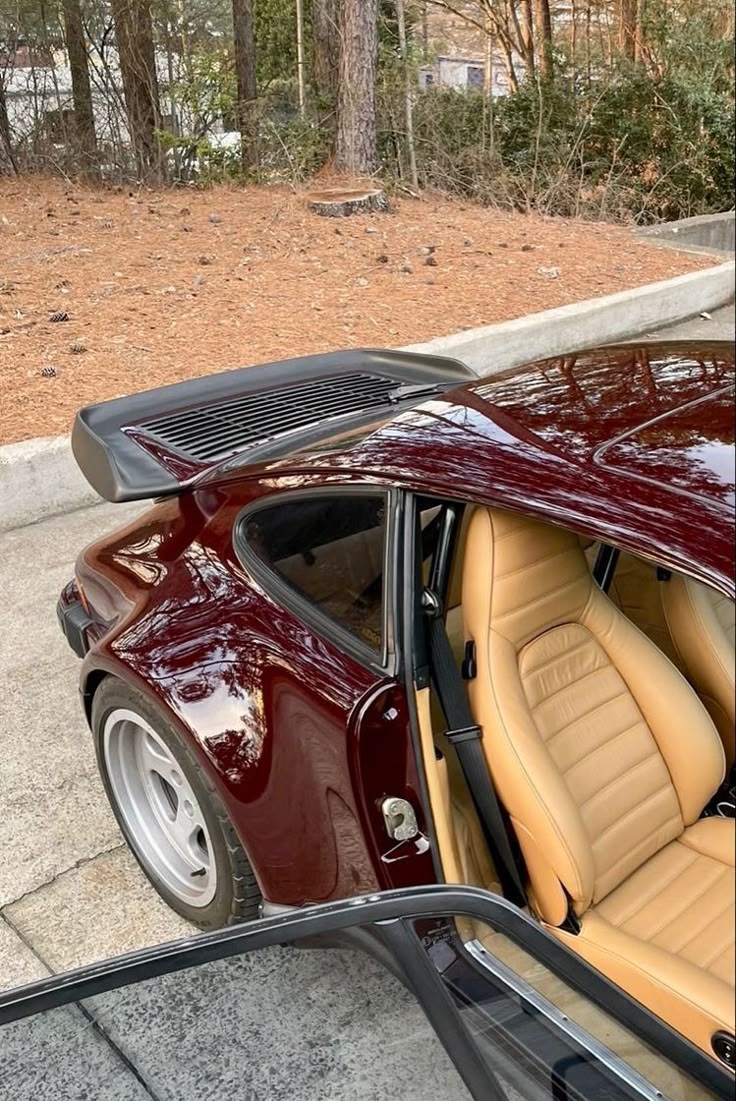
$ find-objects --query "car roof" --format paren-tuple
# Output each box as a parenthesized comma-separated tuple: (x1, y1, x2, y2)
(269, 341, 735, 594)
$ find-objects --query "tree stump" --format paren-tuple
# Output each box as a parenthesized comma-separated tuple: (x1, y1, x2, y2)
(306, 187, 390, 218)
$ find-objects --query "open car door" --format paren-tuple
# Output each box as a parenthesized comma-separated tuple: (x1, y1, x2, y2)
(0, 884, 730, 1101)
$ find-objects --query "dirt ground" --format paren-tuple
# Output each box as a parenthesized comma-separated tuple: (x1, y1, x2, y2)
(0, 177, 714, 445)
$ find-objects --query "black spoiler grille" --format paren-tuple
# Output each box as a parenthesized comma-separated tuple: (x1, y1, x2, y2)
(71, 348, 474, 502)
(139, 372, 405, 462)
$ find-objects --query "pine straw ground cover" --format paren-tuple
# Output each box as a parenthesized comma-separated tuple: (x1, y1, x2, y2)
(0, 177, 713, 445)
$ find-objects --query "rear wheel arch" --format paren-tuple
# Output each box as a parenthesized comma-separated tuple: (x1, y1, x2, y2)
(90, 675, 261, 927)
(82, 667, 109, 725)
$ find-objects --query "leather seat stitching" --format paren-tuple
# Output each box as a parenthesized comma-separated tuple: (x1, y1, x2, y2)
(557, 716, 648, 771)
(496, 545, 577, 582)
(544, 690, 632, 745)
(495, 575, 587, 623)
(530, 664, 610, 711)
(579, 751, 662, 810)
(520, 634, 591, 677)
(672, 895, 735, 960)
(578, 927, 732, 1033)
(593, 789, 677, 846)
(701, 931, 736, 975)
(493, 522, 535, 542)
(679, 831, 734, 863)
(600, 851, 700, 927)
(633, 866, 727, 943)
(593, 812, 683, 892)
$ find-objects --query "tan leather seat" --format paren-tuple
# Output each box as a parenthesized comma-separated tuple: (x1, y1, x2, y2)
(662, 573, 736, 767)
(582, 541, 685, 672)
(461, 507, 735, 1059)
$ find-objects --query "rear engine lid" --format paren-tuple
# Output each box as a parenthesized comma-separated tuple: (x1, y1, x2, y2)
(72, 348, 474, 502)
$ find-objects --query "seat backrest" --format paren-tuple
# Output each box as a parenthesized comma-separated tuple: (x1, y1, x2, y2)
(462, 508, 726, 925)
(582, 542, 685, 672)
(662, 574, 736, 767)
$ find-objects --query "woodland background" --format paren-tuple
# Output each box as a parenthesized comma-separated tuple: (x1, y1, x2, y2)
(0, 0, 733, 221)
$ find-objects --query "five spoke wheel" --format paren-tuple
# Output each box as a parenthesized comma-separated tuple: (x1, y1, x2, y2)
(103, 708, 217, 908)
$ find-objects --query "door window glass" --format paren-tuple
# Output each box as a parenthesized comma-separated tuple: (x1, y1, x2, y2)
(0, 943, 472, 1101)
(416, 917, 719, 1101)
(240, 494, 388, 653)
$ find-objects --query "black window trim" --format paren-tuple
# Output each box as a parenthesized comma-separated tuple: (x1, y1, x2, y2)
(0, 883, 730, 1100)
(233, 483, 399, 676)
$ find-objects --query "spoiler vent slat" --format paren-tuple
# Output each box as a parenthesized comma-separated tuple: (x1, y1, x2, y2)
(136, 372, 402, 462)
(72, 348, 475, 502)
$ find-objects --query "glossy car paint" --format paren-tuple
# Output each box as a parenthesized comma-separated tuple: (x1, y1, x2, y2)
(262, 342, 735, 595)
(71, 341, 735, 909)
(77, 480, 435, 906)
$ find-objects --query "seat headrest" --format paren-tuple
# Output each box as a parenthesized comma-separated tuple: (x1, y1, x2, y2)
(465, 508, 594, 649)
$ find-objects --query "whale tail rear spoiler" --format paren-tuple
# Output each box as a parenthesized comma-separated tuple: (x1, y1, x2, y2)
(71, 348, 474, 502)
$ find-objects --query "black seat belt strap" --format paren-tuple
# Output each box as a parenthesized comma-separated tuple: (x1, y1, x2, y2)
(423, 594, 527, 909)
(593, 544, 619, 593)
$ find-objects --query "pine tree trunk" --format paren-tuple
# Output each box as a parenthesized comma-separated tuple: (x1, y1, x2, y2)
(633, 0, 644, 61)
(313, 0, 339, 99)
(0, 79, 17, 175)
(395, 0, 418, 190)
(534, 0, 554, 78)
(296, 0, 307, 114)
(232, 0, 257, 170)
(62, 0, 97, 170)
(518, 0, 536, 76)
(111, 0, 164, 183)
(618, 0, 637, 59)
(335, 0, 378, 176)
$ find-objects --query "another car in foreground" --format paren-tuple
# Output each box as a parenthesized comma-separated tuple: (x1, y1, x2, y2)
(57, 341, 735, 1092)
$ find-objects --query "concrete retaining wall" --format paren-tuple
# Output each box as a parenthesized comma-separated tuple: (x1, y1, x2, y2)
(1, 257, 734, 534)
(635, 212, 735, 258)
(0, 436, 99, 533)
(405, 259, 735, 376)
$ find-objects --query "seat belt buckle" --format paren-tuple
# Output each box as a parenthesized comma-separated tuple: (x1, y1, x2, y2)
(421, 587, 443, 620)
(445, 724, 483, 745)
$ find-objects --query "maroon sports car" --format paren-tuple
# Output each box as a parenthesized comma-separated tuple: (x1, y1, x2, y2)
(58, 341, 735, 1077)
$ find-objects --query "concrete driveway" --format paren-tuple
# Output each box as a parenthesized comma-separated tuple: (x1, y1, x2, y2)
(0, 502, 481, 1101)
(0, 500, 190, 992)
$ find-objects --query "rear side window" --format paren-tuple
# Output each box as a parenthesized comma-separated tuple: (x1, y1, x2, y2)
(240, 494, 388, 654)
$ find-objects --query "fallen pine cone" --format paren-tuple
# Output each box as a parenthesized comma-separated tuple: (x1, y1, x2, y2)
(49, 310, 69, 322)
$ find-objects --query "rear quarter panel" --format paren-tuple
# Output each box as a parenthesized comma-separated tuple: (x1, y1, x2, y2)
(77, 480, 429, 906)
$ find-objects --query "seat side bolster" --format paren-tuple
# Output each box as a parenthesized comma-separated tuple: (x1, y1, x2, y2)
(679, 817, 736, 866)
(662, 575, 736, 766)
(461, 509, 599, 916)
(581, 586, 726, 825)
(513, 818, 569, 926)
(467, 630, 596, 913)
(554, 911, 736, 1059)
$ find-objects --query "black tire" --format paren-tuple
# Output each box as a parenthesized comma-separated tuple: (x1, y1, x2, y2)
(91, 677, 261, 929)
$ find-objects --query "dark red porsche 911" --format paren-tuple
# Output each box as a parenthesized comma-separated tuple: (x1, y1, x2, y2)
(58, 340, 735, 1085)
